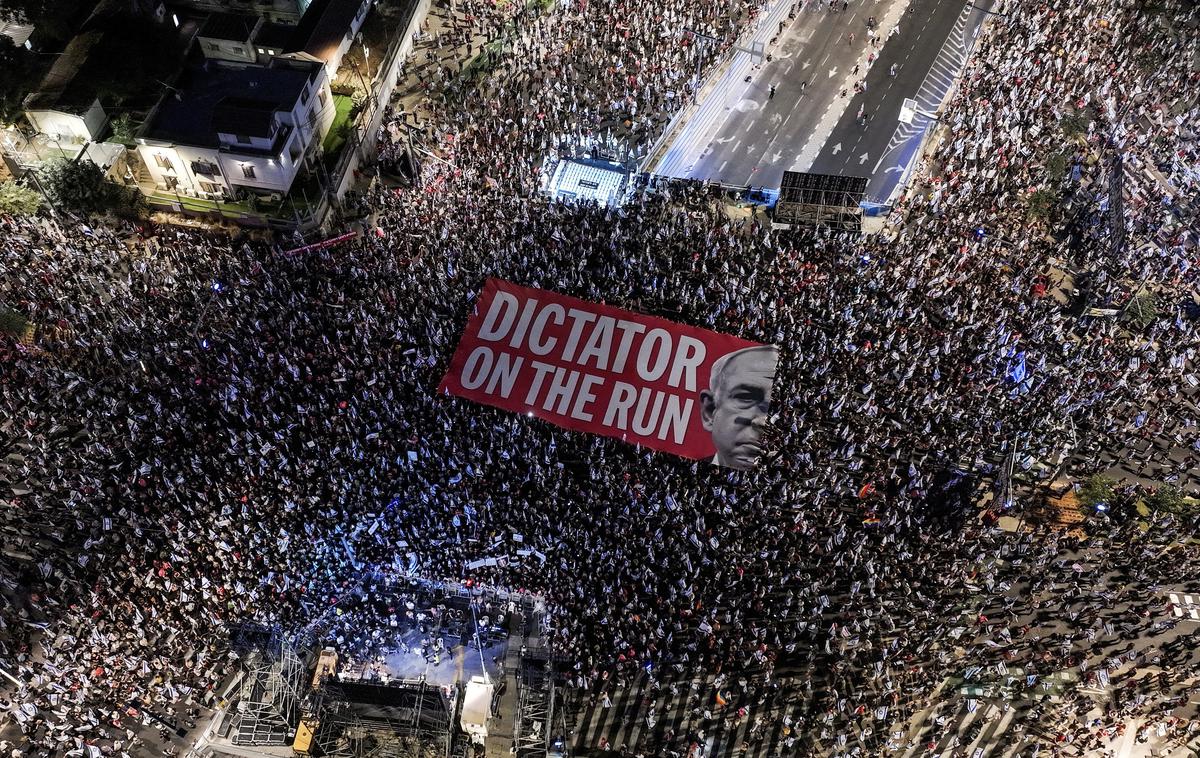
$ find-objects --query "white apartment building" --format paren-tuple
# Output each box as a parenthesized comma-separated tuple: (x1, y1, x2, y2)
(135, 57, 335, 201)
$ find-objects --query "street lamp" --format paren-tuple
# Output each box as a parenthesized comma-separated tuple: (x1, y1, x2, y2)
(682, 28, 766, 105)
(899, 98, 941, 125)
(965, 1, 1008, 17)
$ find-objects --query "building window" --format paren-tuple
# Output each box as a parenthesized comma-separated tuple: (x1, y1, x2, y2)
(191, 160, 220, 176)
(300, 87, 309, 104)
(154, 154, 172, 170)
(236, 134, 251, 144)
(164, 176, 179, 189)
(318, 88, 327, 106)
(232, 45, 244, 54)
(199, 181, 221, 194)
(289, 145, 301, 163)
(241, 163, 256, 178)
(207, 42, 219, 51)
(257, 47, 265, 54)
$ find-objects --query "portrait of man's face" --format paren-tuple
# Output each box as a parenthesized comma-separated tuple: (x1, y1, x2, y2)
(699, 346, 779, 470)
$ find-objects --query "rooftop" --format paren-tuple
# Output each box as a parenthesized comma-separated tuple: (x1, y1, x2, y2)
(23, 30, 105, 113)
(256, 21, 294, 49)
(142, 59, 318, 148)
(199, 12, 261, 42)
(287, 0, 364, 63)
(212, 96, 279, 138)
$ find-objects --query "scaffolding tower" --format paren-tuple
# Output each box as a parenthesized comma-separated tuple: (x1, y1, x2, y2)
(514, 656, 553, 758)
(514, 641, 570, 758)
(231, 626, 306, 746)
(304, 678, 459, 758)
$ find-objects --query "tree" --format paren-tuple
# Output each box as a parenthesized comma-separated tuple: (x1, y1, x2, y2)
(37, 158, 143, 217)
(0, 36, 38, 126)
(108, 113, 139, 145)
(1123, 292, 1157, 330)
(1077, 475, 1116, 510)
(0, 0, 89, 46)
(1026, 188, 1057, 223)
(1144, 485, 1186, 515)
(0, 306, 29, 338)
(1045, 150, 1071, 183)
(1060, 109, 1091, 139)
(0, 180, 43, 215)
(70, 17, 186, 107)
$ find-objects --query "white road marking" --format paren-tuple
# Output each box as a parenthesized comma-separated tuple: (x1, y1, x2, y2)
(868, 1, 979, 183)
(791, 0, 915, 173)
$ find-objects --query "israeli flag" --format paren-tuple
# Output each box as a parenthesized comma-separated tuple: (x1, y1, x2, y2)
(1006, 351, 1027, 385)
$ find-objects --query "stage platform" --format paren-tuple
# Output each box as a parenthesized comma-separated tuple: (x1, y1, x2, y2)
(334, 624, 508, 690)
(544, 157, 631, 206)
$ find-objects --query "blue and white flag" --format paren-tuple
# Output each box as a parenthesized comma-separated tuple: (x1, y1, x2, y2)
(1006, 351, 1027, 385)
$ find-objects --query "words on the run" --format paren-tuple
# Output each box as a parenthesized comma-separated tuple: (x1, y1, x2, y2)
(440, 279, 779, 468)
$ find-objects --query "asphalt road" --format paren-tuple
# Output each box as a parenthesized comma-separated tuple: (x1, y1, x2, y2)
(677, 0, 906, 188)
(668, 0, 985, 196)
(810, 0, 993, 202)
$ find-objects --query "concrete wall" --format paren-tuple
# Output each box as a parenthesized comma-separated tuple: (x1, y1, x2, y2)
(136, 64, 334, 199)
(278, 71, 335, 148)
(199, 35, 257, 63)
(25, 99, 108, 143)
(324, 0, 371, 75)
(216, 130, 275, 152)
(138, 134, 307, 196)
(174, 0, 306, 24)
(332, 0, 429, 200)
(218, 143, 302, 193)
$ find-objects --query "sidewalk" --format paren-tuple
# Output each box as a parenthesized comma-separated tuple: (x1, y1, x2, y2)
(385, 0, 513, 135)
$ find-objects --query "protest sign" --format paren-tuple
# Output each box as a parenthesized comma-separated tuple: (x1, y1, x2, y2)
(440, 279, 778, 467)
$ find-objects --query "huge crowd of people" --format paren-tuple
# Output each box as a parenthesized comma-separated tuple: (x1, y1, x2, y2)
(2, 0, 1198, 755)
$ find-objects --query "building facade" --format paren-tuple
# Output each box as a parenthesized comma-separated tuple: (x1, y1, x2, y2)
(135, 58, 335, 201)
(174, 0, 311, 25)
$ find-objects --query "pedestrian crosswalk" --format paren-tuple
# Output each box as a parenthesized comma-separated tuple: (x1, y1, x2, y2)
(871, 0, 980, 194)
(1168, 592, 1200, 621)
(896, 699, 1027, 758)
(568, 670, 1063, 757)
(568, 673, 830, 757)
(569, 675, 698, 754)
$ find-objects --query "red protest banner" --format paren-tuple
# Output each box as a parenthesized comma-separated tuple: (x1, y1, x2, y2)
(280, 231, 358, 257)
(439, 278, 778, 468)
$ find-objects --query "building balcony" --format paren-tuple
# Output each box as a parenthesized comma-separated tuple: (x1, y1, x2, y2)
(217, 123, 295, 158)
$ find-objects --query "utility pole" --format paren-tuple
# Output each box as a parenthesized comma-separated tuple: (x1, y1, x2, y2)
(682, 28, 766, 105)
(683, 29, 720, 105)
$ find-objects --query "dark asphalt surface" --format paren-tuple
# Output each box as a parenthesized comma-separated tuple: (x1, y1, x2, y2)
(684, 0, 978, 195)
(684, 1, 892, 188)
(811, 0, 992, 202)
(809, 0, 964, 176)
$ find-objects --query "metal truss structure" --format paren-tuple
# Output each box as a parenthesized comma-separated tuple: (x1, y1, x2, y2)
(775, 171, 868, 230)
(230, 624, 305, 746)
(514, 656, 553, 758)
(305, 678, 459, 758)
(513, 644, 571, 758)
